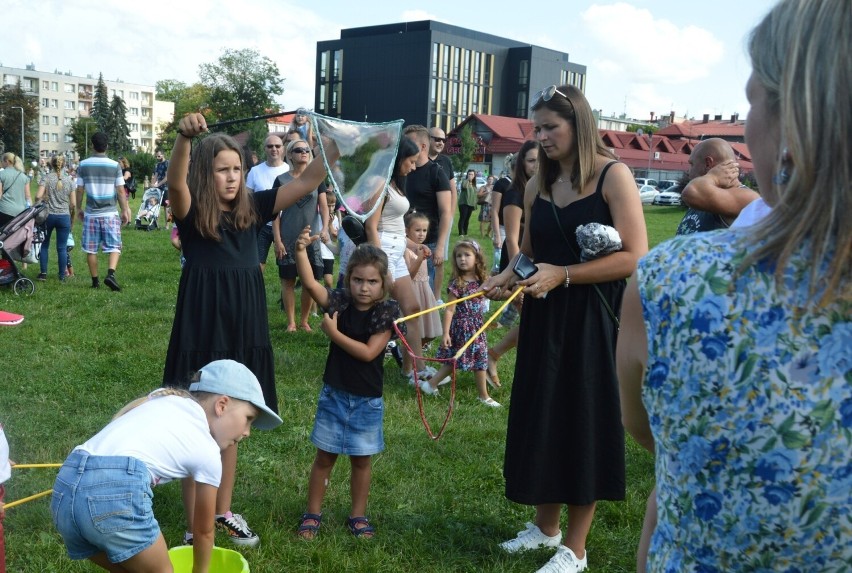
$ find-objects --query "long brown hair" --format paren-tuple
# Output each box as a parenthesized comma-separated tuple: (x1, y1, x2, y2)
(450, 240, 487, 287)
(187, 134, 257, 241)
(531, 84, 615, 196)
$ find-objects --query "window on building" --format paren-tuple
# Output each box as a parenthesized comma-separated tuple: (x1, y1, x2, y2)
(129, 91, 139, 100)
(318, 84, 327, 112)
(42, 80, 50, 90)
(51, 81, 58, 91)
(51, 133, 59, 142)
(42, 98, 49, 107)
(52, 116, 59, 125)
(451, 82, 459, 114)
(432, 43, 439, 76)
(516, 91, 529, 118)
(64, 117, 73, 126)
(65, 134, 74, 143)
(473, 53, 481, 84)
(64, 83, 75, 93)
(452, 47, 461, 80)
(484, 54, 493, 84)
(50, 99, 58, 108)
(442, 45, 450, 77)
(320, 52, 328, 81)
(64, 100, 74, 110)
(472, 85, 479, 114)
(430, 79, 437, 114)
(332, 50, 342, 81)
(461, 84, 469, 117)
(42, 115, 49, 125)
(441, 80, 449, 111)
(129, 107, 139, 116)
(42, 132, 49, 142)
(130, 123, 139, 132)
(519, 60, 530, 87)
(463, 49, 471, 80)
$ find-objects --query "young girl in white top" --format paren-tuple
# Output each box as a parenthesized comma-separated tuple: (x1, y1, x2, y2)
(51, 360, 282, 572)
(294, 228, 400, 540)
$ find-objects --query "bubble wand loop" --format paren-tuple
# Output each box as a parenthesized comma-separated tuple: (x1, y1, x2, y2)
(394, 291, 484, 325)
(453, 287, 523, 360)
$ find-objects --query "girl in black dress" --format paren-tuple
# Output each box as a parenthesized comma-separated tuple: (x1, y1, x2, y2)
(163, 112, 338, 547)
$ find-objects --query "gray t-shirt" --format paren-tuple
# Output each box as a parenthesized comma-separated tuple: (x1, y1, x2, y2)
(0, 168, 28, 217)
(39, 171, 76, 215)
(76, 156, 124, 217)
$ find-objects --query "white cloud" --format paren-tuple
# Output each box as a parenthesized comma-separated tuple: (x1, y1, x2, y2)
(581, 3, 725, 84)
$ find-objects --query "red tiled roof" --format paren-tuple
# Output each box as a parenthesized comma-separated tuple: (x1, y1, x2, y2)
(657, 119, 745, 139)
(450, 116, 753, 173)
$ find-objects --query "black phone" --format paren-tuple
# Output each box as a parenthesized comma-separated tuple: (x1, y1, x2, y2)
(512, 253, 538, 280)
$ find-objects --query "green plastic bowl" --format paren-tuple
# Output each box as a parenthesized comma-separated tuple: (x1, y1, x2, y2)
(168, 546, 250, 572)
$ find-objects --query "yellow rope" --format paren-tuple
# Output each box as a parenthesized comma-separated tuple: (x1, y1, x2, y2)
(11, 463, 62, 469)
(454, 287, 523, 359)
(4, 489, 52, 510)
(394, 290, 484, 324)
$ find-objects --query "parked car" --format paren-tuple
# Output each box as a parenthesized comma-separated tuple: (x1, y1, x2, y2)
(635, 177, 659, 189)
(657, 179, 680, 191)
(653, 183, 684, 206)
(638, 185, 660, 204)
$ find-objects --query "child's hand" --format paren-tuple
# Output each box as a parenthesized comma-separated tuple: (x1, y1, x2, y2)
(441, 334, 452, 348)
(419, 244, 432, 258)
(295, 226, 319, 252)
(177, 113, 208, 138)
(321, 311, 339, 336)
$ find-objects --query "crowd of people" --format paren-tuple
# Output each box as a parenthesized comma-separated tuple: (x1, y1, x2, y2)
(1, 1, 849, 571)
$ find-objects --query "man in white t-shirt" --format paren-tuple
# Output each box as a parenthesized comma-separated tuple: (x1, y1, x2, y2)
(246, 134, 289, 271)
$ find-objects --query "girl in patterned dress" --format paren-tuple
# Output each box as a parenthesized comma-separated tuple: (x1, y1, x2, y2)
(420, 240, 499, 407)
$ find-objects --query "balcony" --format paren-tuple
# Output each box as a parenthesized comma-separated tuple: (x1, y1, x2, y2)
(78, 91, 93, 100)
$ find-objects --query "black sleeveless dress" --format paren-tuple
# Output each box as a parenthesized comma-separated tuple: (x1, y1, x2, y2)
(162, 190, 279, 414)
(504, 163, 625, 505)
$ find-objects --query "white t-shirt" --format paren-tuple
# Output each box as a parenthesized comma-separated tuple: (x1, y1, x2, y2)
(731, 197, 771, 228)
(320, 215, 340, 260)
(0, 422, 10, 484)
(247, 161, 290, 227)
(76, 395, 221, 487)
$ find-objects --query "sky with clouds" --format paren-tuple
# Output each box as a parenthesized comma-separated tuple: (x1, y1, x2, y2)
(5, 0, 776, 122)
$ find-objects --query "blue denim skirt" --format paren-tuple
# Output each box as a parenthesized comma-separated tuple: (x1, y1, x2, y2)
(51, 451, 158, 563)
(311, 384, 385, 456)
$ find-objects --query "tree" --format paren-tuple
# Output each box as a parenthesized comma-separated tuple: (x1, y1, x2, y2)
(198, 48, 284, 146)
(0, 82, 39, 159)
(449, 125, 476, 174)
(91, 73, 111, 133)
(107, 95, 132, 153)
(154, 81, 211, 152)
(68, 117, 99, 158)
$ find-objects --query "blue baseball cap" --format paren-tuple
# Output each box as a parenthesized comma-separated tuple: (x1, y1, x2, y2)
(189, 360, 282, 430)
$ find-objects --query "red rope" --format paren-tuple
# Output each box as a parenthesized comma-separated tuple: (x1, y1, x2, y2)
(393, 322, 457, 440)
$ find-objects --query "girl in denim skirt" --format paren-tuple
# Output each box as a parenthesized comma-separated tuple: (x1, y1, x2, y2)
(293, 227, 400, 540)
(51, 360, 281, 572)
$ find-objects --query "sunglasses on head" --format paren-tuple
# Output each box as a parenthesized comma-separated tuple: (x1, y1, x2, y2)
(531, 85, 568, 109)
(431, 136, 446, 143)
(290, 147, 311, 154)
(266, 144, 282, 149)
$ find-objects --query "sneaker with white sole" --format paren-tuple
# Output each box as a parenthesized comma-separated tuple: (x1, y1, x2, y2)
(535, 545, 588, 573)
(216, 511, 260, 547)
(418, 379, 439, 396)
(499, 522, 562, 553)
(478, 397, 501, 407)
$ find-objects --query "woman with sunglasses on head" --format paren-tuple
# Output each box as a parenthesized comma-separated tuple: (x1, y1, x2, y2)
(272, 139, 330, 332)
(482, 84, 647, 572)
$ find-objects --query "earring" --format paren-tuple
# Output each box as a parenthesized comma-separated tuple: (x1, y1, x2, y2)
(773, 147, 791, 185)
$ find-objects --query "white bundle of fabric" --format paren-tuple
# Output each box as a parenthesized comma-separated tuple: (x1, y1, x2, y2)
(575, 222, 622, 261)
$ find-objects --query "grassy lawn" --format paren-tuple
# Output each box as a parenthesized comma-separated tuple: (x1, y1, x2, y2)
(0, 199, 683, 572)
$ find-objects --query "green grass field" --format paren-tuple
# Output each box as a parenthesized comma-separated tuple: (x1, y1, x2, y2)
(0, 201, 683, 572)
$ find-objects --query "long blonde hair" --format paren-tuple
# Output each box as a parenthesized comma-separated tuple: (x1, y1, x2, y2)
(744, 0, 850, 301)
(2, 152, 24, 173)
(51, 156, 66, 191)
(113, 387, 197, 420)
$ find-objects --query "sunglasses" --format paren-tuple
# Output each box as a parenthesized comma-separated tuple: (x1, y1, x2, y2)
(266, 144, 282, 149)
(531, 85, 568, 109)
(431, 136, 446, 143)
(290, 147, 311, 154)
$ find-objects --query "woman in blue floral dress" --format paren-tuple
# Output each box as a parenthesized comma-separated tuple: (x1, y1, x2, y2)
(618, 1, 852, 571)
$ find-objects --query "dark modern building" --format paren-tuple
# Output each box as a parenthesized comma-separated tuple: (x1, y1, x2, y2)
(315, 20, 586, 131)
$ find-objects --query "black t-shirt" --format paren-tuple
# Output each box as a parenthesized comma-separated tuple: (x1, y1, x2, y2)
(404, 160, 451, 245)
(492, 176, 514, 226)
(432, 154, 454, 182)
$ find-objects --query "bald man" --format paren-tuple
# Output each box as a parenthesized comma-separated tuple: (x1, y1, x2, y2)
(246, 134, 290, 270)
(676, 138, 760, 235)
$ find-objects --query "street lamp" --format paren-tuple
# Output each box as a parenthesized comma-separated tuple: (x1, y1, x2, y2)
(85, 120, 90, 157)
(11, 106, 24, 165)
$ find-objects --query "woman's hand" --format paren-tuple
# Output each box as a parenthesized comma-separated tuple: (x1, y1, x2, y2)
(480, 268, 517, 300)
(518, 263, 566, 299)
(177, 113, 208, 138)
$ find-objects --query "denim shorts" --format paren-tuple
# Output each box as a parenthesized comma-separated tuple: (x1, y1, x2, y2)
(311, 384, 384, 456)
(51, 451, 158, 563)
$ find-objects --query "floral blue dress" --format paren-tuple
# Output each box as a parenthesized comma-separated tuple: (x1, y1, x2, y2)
(638, 230, 852, 572)
(436, 279, 487, 371)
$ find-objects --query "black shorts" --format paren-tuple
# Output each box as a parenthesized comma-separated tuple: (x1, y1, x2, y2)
(322, 258, 334, 276)
(279, 263, 322, 281)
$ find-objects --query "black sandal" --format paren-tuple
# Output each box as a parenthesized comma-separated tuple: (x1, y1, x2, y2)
(298, 512, 322, 539)
(346, 515, 376, 538)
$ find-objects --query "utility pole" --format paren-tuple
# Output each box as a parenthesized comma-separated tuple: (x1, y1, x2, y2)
(11, 106, 24, 164)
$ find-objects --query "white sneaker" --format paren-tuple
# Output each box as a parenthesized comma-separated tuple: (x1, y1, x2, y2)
(499, 522, 562, 553)
(419, 365, 438, 376)
(535, 545, 588, 573)
(419, 379, 439, 396)
(478, 397, 501, 408)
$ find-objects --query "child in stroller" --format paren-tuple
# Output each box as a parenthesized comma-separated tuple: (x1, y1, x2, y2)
(135, 188, 162, 230)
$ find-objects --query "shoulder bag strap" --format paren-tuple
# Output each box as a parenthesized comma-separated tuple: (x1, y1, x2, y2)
(547, 162, 620, 328)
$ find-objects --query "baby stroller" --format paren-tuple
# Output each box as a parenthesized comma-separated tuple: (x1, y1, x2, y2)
(135, 187, 163, 231)
(0, 203, 47, 295)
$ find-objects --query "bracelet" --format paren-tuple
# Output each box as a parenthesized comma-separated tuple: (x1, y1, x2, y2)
(176, 130, 194, 139)
(563, 266, 571, 288)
